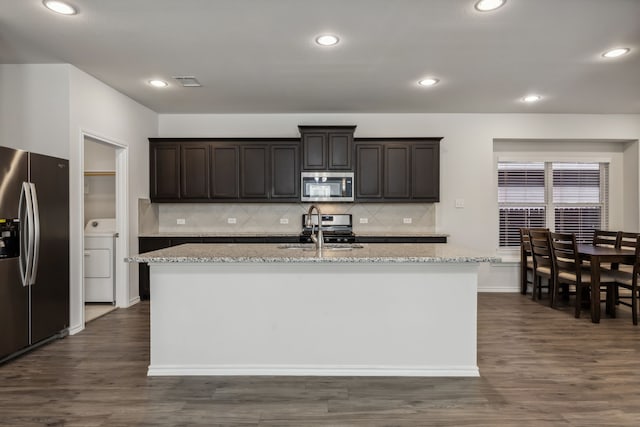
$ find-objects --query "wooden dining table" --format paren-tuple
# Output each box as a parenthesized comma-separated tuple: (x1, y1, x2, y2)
(576, 244, 635, 323)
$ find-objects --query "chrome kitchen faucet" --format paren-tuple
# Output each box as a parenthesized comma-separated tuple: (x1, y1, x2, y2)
(306, 205, 324, 250)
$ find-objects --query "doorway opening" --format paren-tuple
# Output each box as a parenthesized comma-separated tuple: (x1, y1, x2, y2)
(81, 135, 128, 325)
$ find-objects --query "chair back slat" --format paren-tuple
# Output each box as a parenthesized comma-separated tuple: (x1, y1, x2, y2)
(530, 230, 553, 268)
(519, 228, 532, 254)
(592, 229, 620, 248)
(550, 232, 581, 278)
(619, 232, 639, 251)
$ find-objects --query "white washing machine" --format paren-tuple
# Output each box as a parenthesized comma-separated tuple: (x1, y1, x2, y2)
(84, 218, 117, 303)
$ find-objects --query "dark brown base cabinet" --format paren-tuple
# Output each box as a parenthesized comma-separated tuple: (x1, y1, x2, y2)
(355, 138, 441, 202)
(149, 139, 300, 202)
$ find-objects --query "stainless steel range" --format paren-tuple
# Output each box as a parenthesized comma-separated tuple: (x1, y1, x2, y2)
(300, 213, 355, 243)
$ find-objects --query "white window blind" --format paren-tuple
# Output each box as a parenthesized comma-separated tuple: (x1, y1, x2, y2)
(498, 162, 545, 246)
(552, 162, 608, 243)
(498, 161, 608, 247)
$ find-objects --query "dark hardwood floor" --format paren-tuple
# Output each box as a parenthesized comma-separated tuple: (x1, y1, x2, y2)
(2, 293, 640, 426)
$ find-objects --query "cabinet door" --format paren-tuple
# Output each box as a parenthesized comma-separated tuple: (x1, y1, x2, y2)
(138, 237, 172, 301)
(328, 132, 353, 170)
(211, 145, 239, 199)
(302, 133, 326, 170)
(356, 145, 383, 199)
(181, 143, 209, 199)
(150, 143, 180, 200)
(271, 144, 300, 199)
(384, 144, 410, 198)
(412, 143, 439, 201)
(240, 145, 269, 199)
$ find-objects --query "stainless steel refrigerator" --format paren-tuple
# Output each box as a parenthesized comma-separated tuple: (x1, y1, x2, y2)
(0, 145, 69, 362)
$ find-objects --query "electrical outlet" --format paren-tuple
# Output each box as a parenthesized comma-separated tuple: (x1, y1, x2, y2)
(359, 217, 369, 224)
(403, 218, 412, 224)
(455, 198, 465, 208)
(227, 217, 237, 224)
(280, 218, 289, 224)
(176, 218, 186, 225)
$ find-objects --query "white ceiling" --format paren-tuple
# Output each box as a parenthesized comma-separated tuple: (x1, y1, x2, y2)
(1, 0, 639, 114)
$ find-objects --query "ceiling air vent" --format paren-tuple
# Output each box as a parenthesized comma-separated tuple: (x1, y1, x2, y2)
(172, 76, 202, 87)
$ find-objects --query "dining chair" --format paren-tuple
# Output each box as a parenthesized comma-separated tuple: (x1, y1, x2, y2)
(529, 229, 554, 304)
(590, 229, 621, 271)
(592, 229, 620, 247)
(613, 235, 640, 325)
(519, 228, 533, 295)
(551, 232, 617, 318)
(615, 232, 639, 308)
(520, 228, 549, 296)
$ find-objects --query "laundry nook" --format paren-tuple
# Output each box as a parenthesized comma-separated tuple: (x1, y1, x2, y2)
(84, 218, 116, 303)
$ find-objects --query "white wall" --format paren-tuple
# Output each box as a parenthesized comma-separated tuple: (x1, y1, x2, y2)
(623, 141, 639, 231)
(159, 113, 640, 290)
(0, 64, 69, 157)
(69, 65, 157, 331)
(85, 136, 116, 171)
(84, 139, 116, 224)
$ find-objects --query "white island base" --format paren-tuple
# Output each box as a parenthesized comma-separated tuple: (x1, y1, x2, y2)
(148, 262, 479, 377)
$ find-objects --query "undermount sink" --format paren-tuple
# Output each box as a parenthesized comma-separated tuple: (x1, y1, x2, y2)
(278, 243, 364, 251)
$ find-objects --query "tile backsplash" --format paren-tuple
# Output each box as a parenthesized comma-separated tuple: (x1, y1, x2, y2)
(153, 203, 435, 234)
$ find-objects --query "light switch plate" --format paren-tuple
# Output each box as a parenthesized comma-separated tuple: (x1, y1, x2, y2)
(176, 218, 186, 225)
(359, 218, 369, 224)
(403, 218, 412, 224)
(455, 198, 465, 208)
(227, 218, 237, 224)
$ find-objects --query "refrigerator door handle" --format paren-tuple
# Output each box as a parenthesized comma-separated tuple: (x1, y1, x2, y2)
(29, 183, 40, 285)
(18, 182, 34, 287)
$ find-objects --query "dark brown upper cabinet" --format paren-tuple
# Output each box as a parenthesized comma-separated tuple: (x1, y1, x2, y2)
(180, 143, 210, 200)
(412, 143, 440, 201)
(355, 144, 383, 199)
(384, 144, 411, 199)
(299, 125, 356, 170)
(271, 144, 299, 199)
(240, 145, 269, 199)
(355, 138, 441, 202)
(150, 142, 180, 201)
(210, 145, 239, 199)
(149, 135, 438, 203)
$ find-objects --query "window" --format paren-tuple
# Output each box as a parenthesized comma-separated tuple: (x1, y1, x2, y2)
(498, 161, 608, 247)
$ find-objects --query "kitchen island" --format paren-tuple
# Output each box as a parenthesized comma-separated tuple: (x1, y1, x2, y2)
(128, 243, 499, 377)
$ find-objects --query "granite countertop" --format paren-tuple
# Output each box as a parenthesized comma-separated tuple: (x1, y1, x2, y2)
(127, 243, 499, 264)
(137, 232, 449, 238)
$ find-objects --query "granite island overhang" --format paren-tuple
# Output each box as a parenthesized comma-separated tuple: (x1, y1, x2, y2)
(127, 243, 500, 377)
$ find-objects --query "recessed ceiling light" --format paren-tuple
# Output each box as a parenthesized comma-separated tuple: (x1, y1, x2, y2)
(418, 78, 440, 87)
(315, 35, 340, 46)
(602, 48, 630, 58)
(149, 80, 168, 88)
(474, 0, 506, 12)
(522, 94, 542, 103)
(43, 0, 77, 15)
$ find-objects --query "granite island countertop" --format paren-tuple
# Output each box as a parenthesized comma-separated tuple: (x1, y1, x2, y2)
(137, 232, 449, 238)
(127, 243, 499, 264)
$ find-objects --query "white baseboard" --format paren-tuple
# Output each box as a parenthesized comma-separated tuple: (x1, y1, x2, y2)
(68, 323, 84, 336)
(127, 296, 141, 307)
(147, 364, 480, 377)
(479, 286, 520, 293)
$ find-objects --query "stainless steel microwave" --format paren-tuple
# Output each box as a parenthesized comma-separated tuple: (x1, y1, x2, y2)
(301, 172, 354, 202)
